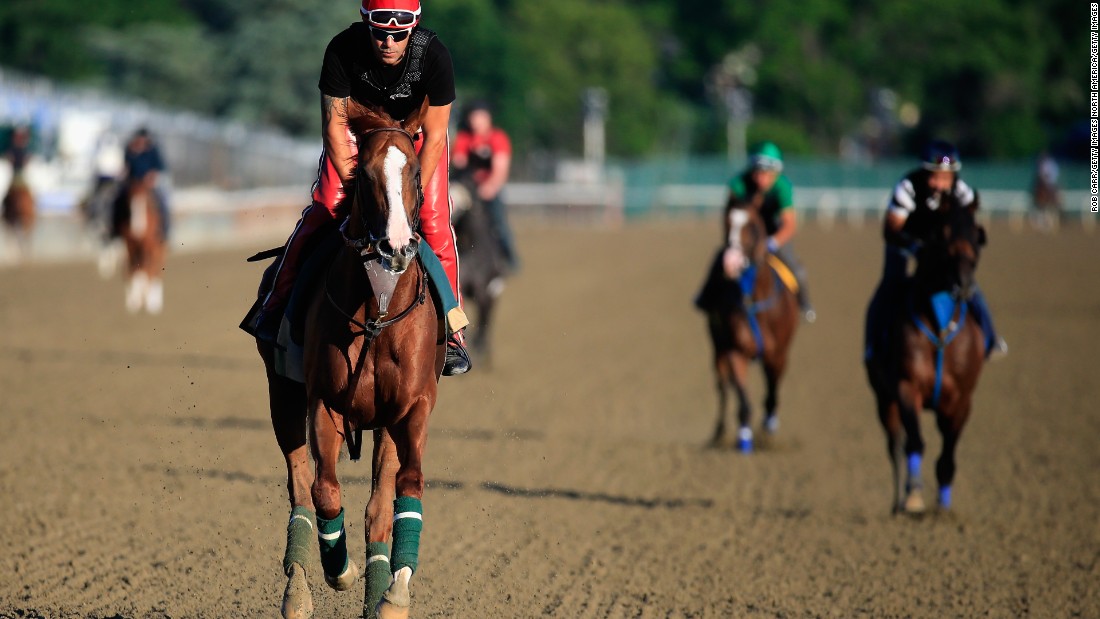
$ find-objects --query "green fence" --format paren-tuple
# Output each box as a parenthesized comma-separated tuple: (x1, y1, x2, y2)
(614, 156, 1091, 218)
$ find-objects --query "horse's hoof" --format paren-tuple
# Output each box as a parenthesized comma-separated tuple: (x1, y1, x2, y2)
(903, 490, 926, 514)
(146, 279, 164, 314)
(737, 427, 753, 454)
(763, 414, 779, 435)
(375, 567, 412, 619)
(324, 559, 360, 592)
(282, 563, 313, 619)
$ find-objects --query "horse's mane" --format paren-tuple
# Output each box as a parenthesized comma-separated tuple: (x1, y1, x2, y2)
(345, 98, 430, 141)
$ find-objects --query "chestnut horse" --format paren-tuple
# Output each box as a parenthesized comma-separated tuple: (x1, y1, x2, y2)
(864, 198, 986, 514)
(2, 175, 35, 259)
(257, 99, 443, 619)
(699, 201, 800, 453)
(116, 179, 166, 314)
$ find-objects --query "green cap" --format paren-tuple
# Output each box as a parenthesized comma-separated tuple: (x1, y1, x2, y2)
(749, 141, 783, 171)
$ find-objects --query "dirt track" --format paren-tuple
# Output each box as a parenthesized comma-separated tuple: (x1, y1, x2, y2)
(1, 221, 1098, 618)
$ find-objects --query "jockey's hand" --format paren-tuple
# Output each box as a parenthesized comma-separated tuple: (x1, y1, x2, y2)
(722, 247, 745, 279)
(766, 237, 779, 253)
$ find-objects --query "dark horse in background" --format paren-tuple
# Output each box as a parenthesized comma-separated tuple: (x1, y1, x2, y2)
(697, 200, 800, 453)
(2, 173, 35, 259)
(449, 167, 508, 367)
(864, 196, 987, 514)
(255, 98, 444, 619)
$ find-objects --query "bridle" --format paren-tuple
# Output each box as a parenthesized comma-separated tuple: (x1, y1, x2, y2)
(340, 126, 424, 265)
(327, 125, 427, 342)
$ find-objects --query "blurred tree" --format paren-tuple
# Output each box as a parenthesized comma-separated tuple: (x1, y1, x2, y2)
(0, 0, 193, 80)
(510, 0, 672, 156)
(0, 0, 1088, 159)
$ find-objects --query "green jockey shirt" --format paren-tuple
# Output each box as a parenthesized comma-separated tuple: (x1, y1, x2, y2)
(728, 171, 794, 237)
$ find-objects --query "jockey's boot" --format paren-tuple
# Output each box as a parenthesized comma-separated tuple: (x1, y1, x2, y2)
(443, 332, 472, 376)
(246, 306, 283, 344)
(989, 336, 1009, 361)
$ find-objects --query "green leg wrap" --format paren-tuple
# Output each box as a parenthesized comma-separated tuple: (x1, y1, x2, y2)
(317, 508, 350, 578)
(391, 496, 423, 574)
(364, 541, 392, 611)
(284, 506, 316, 576)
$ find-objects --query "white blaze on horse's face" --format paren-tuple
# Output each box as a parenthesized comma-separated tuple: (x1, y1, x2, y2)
(724, 209, 750, 278)
(383, 144, 414, 250)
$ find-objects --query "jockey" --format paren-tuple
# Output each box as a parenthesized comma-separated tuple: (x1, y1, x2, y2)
(451, 101, 519, 271)
(3, 126, 32, 182)
(246, 0, 471, 376)
(725, 141, 815, 322)
(117, 128, 172, 240)
(865, 139, 1008, 361)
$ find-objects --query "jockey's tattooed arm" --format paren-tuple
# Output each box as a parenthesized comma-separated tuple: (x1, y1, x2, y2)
(321, 94, 356, 183)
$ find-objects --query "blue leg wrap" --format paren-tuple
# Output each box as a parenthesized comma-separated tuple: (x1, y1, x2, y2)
(317, 509, 349, 578)
(737, 427, 753, 454)
(938, 486, 952, 508)
(391, 496, 423, 574)
(907, 453, 923, 486)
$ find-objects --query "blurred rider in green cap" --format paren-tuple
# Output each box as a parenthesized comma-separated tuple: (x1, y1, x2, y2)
(724, 141, 815, 322)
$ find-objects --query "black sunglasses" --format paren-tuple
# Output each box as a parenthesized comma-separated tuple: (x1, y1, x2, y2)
(370, 26, 412, 42)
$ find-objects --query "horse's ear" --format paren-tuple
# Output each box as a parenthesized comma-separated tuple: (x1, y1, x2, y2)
(401, 97, 431, 135)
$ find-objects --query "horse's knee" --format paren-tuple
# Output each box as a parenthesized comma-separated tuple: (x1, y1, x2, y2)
(311, 479, 342, 519)
(394, 470, 425, 498)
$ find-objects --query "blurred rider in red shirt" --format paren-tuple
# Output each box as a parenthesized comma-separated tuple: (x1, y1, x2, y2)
(451, 102, 519, 271)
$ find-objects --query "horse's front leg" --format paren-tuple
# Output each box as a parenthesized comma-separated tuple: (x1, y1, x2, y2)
(364, 428, 399, 613)
(143, 238, 165, 314)
(710, 352, 734, 448)
(310, 400, 360, 592)
(875, 394, 906, 514)
(761, 352, 788, 437)
(261, 344, 316, 619)
(896, 381, 927, 514)
(935, 396, 971, 509)
(375, 397, 432, 619)
(731, 352, 754, 453)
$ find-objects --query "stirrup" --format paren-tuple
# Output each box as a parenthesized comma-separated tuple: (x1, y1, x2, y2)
(442, 335, 471, 376)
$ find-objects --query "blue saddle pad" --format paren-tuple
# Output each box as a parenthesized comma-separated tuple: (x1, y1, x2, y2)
(929, 291, 958, 332)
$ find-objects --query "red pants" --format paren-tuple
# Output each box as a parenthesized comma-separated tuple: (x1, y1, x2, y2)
(262, 131, 461, 314)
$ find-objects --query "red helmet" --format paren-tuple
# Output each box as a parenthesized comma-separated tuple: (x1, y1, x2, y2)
(361, 0, 422, 29)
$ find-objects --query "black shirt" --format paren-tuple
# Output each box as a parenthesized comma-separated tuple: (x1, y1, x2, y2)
(318, 23, 456, 121)
(125, 146, 165, 180)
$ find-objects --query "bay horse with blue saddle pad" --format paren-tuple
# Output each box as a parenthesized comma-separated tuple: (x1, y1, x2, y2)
(253, 98, 444, 619)
(864, 196, 987, 514)
(696, 200, 800, 453)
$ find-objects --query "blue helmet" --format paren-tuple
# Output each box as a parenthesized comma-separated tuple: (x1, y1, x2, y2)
(922, 140, 961, 172)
